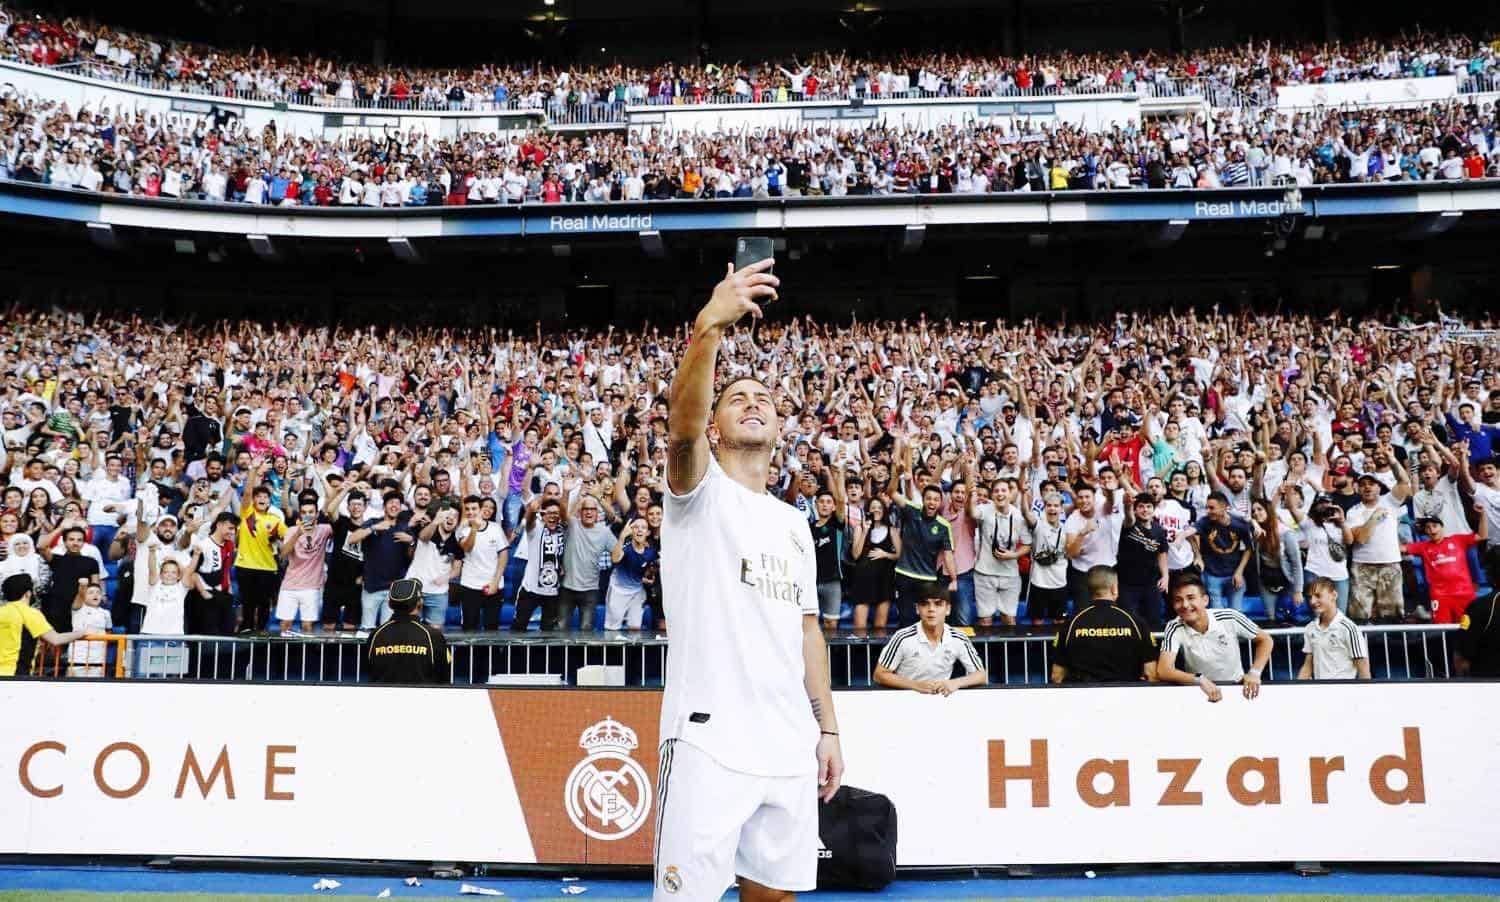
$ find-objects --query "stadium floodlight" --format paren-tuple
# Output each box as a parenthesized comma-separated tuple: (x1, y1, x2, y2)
(246, 233, 277, 259)
(901, 224, 925, 254)
(388, 236, 423, 263)
(86, 221, 119, 250)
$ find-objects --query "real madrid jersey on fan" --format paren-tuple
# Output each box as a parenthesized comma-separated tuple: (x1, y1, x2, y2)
(661, 455, 820, 777)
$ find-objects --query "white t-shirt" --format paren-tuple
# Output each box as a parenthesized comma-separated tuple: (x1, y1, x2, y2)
(457, 522, 507, 590)
(974, 503, 1031, 578)
(407, 530, 459, 593)
(1411, 477, 1471, 538)
(1297, 516, 1346, 581)
(1302, 612, 1367, 680)
(875, 623, 984, 683)
(140, 582, 188, 635)
(1154, 497, 1197, 571)
(1344, 496, 1402, 564)
(1064, 507, 1123, 572)
(132, 536, 191, 609)
(71, 605, 113, 664)
(1028, 518, 1068, 590)
(661, 455, 819, 777)
(1161, 609, 1259, 681)
(1474, 484, 1500, 546)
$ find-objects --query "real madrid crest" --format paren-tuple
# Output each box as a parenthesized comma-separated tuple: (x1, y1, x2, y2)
(564, 717, 653, 841)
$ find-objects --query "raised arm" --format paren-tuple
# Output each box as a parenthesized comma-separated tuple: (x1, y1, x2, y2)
(666, 260, 778, 495)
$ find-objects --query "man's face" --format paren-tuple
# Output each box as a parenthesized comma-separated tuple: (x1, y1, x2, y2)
(1075, 489, 1095, 516)
(917, 597, 949, 628)
(1206, 498, 1227, 522)
(815, 494, 835, 518)
(713, 380, 777, 451)
(64, 532, 84, 554)
(1133, 500, 1155, 522)
(542, 504, 561, 528)
(1227, 469, 1247, 492)
(922, 487, 942, 517)
(579, 501, 600, 525)
(254, 490, 270, 512)
(206, 460, 223, 480)
(1172, 584, 1209, 626)
(1359, 479, 1380, 502)
(156, 520, 178, 543)
(414, 487, 432, 508)
(384, 498, 402, 518)
(463, 501, 479, 522)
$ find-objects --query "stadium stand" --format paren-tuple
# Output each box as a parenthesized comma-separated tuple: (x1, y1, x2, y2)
(0, 302, 1494, 658)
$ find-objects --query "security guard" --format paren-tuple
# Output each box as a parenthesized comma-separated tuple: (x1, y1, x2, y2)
(1050, 565, 1158, 684)
(365, 578, 451, 684)
(1456, 558, 1500, 677)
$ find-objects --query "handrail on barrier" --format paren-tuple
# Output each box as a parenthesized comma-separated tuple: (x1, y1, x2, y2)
(19, 623, 1461, 687)
(32, 634, 128, 679)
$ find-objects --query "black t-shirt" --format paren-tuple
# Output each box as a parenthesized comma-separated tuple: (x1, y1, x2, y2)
(1458, 592, 1500, 678)
(365, 615, 450, 685)
(45, 553, 102, 606)
(1329, 491, 1361, 514)
(1195, 515, 1254, 577)
(1053, 602, 1156, 683)
(895, 501, 953, 581)
(811, 515, 844, 583)
(1116, 520, 1169, 587)
(327, 515, 366, 588)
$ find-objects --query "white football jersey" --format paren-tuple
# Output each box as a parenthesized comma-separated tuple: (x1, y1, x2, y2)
(661, 455, 820, 777)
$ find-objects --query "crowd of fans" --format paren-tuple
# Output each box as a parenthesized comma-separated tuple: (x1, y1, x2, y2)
(4, 92, 1500, 206)
(0, 300, 1496, 675)
(3, 2, 1500, 113)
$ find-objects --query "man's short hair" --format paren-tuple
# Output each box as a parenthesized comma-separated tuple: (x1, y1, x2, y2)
(61, 526, 86, 542)
(382, 491, 404, 506)
(1206, 490, 1230, 507)
(252, 485, 271, 499)
(1086, 565, 1118, 598)
(1170, 572, 1207, 598)
(2, 573, 34, 601)
(462, 494, 485, 507)
(213, 512, 239, 530)
(713, 376, 772, 413)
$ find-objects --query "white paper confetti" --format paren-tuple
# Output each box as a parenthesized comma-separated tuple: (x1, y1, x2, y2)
(405, 877, 423, 887)
(460, 884, 506, 896)
(562, 877, 580, 882)
(312, 878, 342, 891)
(560, 886, 588, 895)
(377, 890, 391, 899)
(1085, 870, 1097, 879)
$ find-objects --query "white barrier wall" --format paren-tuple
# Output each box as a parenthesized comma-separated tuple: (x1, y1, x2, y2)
(1, 681, 1496, 866)
(627, 95, 1142, 137)
(1276, 75, 1459, 110)
(0, 60, 539, 140)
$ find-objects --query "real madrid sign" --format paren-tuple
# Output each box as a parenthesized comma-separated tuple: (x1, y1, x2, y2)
(564, 718, 653, 841)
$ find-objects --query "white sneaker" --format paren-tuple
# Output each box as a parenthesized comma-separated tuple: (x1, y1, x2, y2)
(354, 630, 370, 640)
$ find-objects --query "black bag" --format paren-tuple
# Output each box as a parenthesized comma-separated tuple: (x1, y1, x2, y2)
(817, 786, 898, 891)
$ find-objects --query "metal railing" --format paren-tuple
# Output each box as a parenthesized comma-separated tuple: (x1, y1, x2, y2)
(26, 623, 1460, 687)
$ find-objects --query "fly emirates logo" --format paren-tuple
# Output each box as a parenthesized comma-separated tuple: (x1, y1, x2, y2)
(739, 553, 804, 607)
(987, 727, 1427, 809)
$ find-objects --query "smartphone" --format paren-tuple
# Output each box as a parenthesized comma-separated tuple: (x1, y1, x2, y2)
(734, 236, 775, 278)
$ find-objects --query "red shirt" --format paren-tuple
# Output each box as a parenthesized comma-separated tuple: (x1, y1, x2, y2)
(1102, 433, 1146, 483)
(1404, 533, 1479, 601)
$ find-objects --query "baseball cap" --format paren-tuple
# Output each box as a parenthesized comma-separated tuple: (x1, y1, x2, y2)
(388, 577, 423, 611)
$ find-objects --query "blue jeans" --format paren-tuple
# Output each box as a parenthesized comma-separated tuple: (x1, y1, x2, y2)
(422, 591, 448, 628)
(360, 588, 391, 630)
(1203, 572, 1248, 613)
(951, 571, 976, 627)
(503, 491, 525, 533)
(1117, 583, 1165, 630)
(90, 524, 118, 561)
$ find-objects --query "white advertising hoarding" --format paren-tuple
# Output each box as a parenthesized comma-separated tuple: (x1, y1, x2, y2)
(1, 681, 1496, 865)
